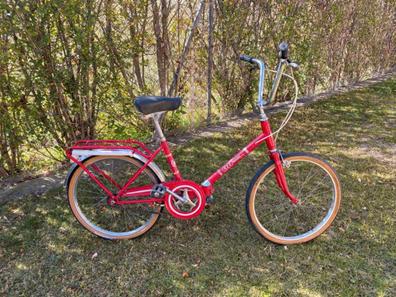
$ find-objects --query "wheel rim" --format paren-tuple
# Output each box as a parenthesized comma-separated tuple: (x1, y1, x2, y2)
(69, 157, 161, 239)
(251, 156, 340, 243)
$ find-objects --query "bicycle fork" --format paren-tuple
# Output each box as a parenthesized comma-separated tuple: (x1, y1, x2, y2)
(261, 120, 299, 205)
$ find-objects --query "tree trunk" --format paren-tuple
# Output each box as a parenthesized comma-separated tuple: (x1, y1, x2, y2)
(168, 0, 205, 97)
(151, 0, 169, 96)
(207, 0, 214, 126)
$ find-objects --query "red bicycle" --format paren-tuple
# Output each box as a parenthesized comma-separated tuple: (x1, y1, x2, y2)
(65, 43, 341, 244)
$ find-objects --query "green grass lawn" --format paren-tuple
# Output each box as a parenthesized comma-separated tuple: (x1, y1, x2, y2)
(1, 78, 395, 296)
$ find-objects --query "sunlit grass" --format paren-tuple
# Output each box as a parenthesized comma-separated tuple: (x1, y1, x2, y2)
(0, 78, 395, 296)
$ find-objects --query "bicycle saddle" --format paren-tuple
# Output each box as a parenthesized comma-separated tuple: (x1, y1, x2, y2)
(134, 96, 182, 115)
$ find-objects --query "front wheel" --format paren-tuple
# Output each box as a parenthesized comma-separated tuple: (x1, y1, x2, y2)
(246, 152, 341, 244)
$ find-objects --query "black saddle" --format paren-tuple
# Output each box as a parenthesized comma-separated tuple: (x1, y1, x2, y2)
(134, 96, 181, 115)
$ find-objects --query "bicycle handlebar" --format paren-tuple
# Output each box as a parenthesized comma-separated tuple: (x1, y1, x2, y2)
(240, 42, 298, 110)
(239, 54, 255, 64)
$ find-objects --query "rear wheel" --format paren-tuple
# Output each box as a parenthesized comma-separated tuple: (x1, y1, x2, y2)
(246, 152, 341, 244)
(67, 156, 162, 240)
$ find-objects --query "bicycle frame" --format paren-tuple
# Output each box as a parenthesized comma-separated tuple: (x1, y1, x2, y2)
(66, 117, 298, 206)
(66, 55, 299, 206)
(201, 119, 298, 204)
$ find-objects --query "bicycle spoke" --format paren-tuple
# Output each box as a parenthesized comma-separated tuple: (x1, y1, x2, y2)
(265, 207, 296, 225)
(282, 206, 294, 236)
(295, 164, 316, 199)
(93, 196, 108, 207)
(256, 198, 291, 221)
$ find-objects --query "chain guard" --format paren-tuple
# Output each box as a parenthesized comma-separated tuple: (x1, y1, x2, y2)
(164, 180, 206, 220)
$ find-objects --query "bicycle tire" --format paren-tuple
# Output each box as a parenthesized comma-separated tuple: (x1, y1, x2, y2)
(246, 152, 341, 244)
(67, 156, 163, 240)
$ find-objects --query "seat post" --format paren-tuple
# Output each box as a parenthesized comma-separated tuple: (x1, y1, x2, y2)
(151, 112, 166, 141)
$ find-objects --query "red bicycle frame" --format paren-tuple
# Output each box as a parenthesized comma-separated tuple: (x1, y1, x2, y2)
(201, 119, 298, 204)
(66, 54, 300, 206)
(66, 118, 299, 206)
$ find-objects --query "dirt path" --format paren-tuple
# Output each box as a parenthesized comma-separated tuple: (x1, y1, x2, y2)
(1, 69, 395, 205)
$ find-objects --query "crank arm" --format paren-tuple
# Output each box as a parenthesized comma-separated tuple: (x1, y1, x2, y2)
(166, 189, 196, 207)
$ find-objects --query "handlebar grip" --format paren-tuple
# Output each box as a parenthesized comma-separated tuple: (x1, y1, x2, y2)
(278, 42, 289, 59)
(240, 54, 255, 64)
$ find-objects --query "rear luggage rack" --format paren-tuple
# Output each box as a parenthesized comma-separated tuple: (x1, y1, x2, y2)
(66, 139, 153, 160)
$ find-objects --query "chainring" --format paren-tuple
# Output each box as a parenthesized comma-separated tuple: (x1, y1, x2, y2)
(164, 180, 206, 220)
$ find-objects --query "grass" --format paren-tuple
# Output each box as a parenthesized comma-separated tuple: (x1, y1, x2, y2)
(1, 78, 395, 296)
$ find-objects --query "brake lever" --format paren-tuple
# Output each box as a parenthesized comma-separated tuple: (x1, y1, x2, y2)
(286, 59, 299, 69)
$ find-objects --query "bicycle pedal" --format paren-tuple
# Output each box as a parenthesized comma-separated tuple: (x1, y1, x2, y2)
(205, 195, 216, 206)
(151, 184, 166, 198)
